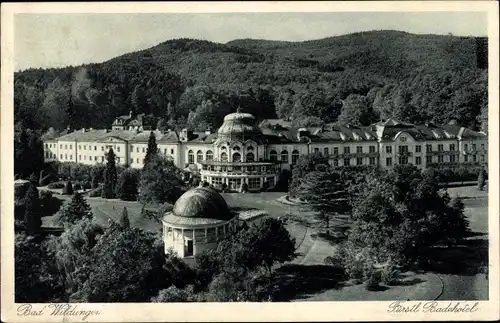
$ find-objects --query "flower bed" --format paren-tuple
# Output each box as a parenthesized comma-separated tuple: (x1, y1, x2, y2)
(238, 209, 268, 222)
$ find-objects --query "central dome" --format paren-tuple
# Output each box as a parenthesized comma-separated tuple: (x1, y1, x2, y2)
(171, 187, 232, 221)
(217, 110, 263, 140)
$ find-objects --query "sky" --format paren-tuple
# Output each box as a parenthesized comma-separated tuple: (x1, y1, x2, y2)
(14, 12, 488, 71)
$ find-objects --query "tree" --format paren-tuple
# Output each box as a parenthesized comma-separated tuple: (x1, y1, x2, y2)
(102, 148, 118, 199)
(63, 180, 74, 195)
(120, 207, 131, 229)
(144, 131, 158, 166)
(345, 165, 470, 267)
(14, 127, 30, 178)
(139, 155, 183, 205)
(72, 227, 169, 302)
(116, 168, 139, 201)
(477, 167, 486, 191)
(40, 190, 63, 217)
(296, 168, 349, 235)
(46, 218, 104, 299)
(54, 192, 92, 226)
(289, 153, 329, 197)
(15, 233, 65, 302)
(24, 183, 42, 233)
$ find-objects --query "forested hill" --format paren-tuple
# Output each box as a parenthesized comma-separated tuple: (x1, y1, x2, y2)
(14, 30, 488, 134)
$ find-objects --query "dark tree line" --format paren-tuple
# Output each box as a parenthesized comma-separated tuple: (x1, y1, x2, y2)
(16, 31, 488, 134)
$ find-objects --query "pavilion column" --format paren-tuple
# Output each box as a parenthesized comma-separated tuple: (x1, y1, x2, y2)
(223, 224, 226, 237)
(172, 227, 175, 242)
(192, 229, 196, 245)
(205, 228, 208, 243)
(215, 227, 218, 241)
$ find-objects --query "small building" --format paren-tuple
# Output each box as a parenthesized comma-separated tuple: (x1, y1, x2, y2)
(162, 187, 238, 258)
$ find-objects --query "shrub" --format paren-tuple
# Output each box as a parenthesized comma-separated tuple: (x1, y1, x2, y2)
(381, 262, 400, 286)
(73, 182, 82, 191)
(363, 263, 382, 291)
(39, 174, 55, 186)
(88, 187, 102, 197)
(62, 181, 74, 195)
(82, 181, 92, 190)
(240, 182, 249, 193)
(221, 183, 228, 192)
(47, 182, 65, 189)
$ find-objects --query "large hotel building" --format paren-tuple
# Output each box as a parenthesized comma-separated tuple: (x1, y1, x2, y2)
(43, 109, 488, 192)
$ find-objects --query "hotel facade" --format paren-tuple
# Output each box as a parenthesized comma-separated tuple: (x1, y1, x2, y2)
(44, 110, 488, 192)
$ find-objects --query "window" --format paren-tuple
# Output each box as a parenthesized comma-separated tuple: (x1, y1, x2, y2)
(69, 155, 72, 160)
(438, 155, 444, 163)
(333, 147, 339, 155)
(449, 144, 455, 151)
(64, 144, 67, 149)
(369, 146, 375, 153)
(369, 157, 376, 165)
(281, 150, 289, 163)
(84, 145, 86, 150)
(137, 147, 139, 153)
(117, 146, 120, 152)
(188, 150, 194, 164)
(473, 155, 477, 162)
(464, 144, 468, 151)
(344, 147, 350, 154)
(356, 157, 363, 166)
(386, 146, 392, 154)
(247, 146, 254, 151)
(324, 147, 329, 156)
(415, 145, 421, 153)
(426, 144, 432, 152)
(426, 156, 432, 165)
(481, 155, 485, 162)
(164, 149, 168, 155)
(142, 147, 145, 153)
(464, 155, 468, 162)
(78, 155, 81, 160)
(60, 154, 63, 159)
(292, 150, 300, 164)
(246, 152, 255, 162)
(356, 146, 363, 153)
(314, 147, 320, 154)
(386, 157, 392, 166)
(398, 146, 408, 154)
(101, 146, 104, 151)
(78, 145, 81, 150)
(95, 146, 97, 151)
(197, 150, 203, 162)
(472, 144, 476, 151)
(270, 150, 277, 161)
(171, 149, 174, 154)
(220, 152, 228, 162)
(481, 144, 485, 150)
(333, 159, 339, 167)
(137, 158, 140, 164)
(400, 136, 407, 142)
(248, 178, 260, 189)
(450, 155, 456, 163)
(438, 144, 444, 152)
(415, 156, 421, 165)
(344, 158, 350, 166)
(60, 144, 62, 149)
(130, 158, 133, 164)
(117, 157, 120, 164)
(101, 156, 105, 162)
(398, 157, 408, 165)
(232, 152, 241, 162)
(206, 150, 214, 161)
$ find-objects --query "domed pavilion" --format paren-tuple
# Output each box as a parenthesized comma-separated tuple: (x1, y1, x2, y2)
(162, 187, 239, 258)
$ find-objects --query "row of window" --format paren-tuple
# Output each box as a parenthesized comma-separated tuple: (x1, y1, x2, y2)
(312, 145, 377, 155)
(50, 143, 176, 155)
(331, 157, 378, 167)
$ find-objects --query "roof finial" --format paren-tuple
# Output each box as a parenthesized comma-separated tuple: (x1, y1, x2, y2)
(236, 104, 242, 113)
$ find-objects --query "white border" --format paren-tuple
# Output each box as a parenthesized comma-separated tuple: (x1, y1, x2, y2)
(2, 2, 499, 322)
